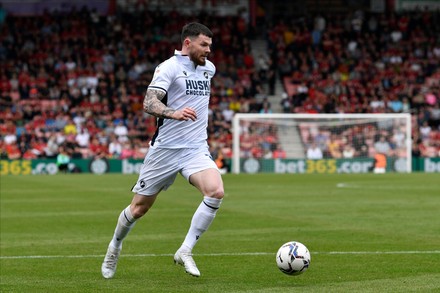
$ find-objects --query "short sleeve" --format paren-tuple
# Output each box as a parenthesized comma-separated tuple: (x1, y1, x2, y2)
(148, 59, 175, 93)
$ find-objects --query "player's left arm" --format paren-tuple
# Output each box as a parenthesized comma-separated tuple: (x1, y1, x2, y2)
(143, 89, 196, 121)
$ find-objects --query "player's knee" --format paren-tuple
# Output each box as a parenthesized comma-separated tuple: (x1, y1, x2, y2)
(206, 185, 224, 199)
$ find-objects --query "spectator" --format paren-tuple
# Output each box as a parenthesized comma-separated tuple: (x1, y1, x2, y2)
(272, 143, 287, 159)
(108, 135, 122, 158)
(44, 132, 59, 158)
(419, 121, 431, 140)
(89, 136, 109, 159)
(306, 142, 323, 159)
(374, 136, 391, 155)
(222, 104, 235, 123)
(64, 118, 77, 136)
(76, 128, 90, 148)
(120, 142, 135, 159)
(57, 147, 71, 173)
(342, 145, 355, 158)
(5, 142, 21, 159)
(114, 120, 129, 142)
(327, 134, 342, 158)
(3, 129, 17, 145)
(260, 99, 273, 114)
(372, 151, 387, 174)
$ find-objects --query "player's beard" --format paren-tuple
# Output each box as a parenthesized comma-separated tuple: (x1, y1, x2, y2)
(190, 51, 206, 66)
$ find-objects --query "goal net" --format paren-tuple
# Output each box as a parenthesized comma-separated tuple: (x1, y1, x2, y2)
(232, 113, 412, 174)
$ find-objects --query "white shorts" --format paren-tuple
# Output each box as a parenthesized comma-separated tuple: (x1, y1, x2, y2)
(132, 144, 219, 196)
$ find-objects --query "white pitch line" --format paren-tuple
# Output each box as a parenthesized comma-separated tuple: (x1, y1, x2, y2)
(1, 251, 440, 260)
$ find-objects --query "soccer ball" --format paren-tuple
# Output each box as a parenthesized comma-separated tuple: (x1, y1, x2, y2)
(276, 241, 311, 275)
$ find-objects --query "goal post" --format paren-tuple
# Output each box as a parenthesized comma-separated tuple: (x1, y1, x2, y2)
(232, 113, 412, 174)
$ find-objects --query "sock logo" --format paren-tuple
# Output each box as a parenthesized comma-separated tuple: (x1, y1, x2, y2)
(196, 235, 200, 240)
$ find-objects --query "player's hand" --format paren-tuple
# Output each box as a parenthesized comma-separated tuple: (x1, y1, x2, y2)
(174, 107, 197, 121)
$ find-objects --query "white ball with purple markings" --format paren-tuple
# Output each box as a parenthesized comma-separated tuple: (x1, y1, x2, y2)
(276, 241, 311, 275)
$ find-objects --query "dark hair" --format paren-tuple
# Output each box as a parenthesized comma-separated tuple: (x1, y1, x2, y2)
(181, 22, 213, 43)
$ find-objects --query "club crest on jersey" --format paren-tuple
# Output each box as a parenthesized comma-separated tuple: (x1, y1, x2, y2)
(204, 72, 209, 79)
(183, 71, 187, 76)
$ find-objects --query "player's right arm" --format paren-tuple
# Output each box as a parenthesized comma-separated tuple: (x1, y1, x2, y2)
(143, 89, 197, 121)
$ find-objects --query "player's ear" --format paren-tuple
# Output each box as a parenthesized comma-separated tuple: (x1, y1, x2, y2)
(183, 37, 191, 48)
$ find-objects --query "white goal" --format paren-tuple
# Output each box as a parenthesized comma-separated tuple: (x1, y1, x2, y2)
(232, 113, 412, 174)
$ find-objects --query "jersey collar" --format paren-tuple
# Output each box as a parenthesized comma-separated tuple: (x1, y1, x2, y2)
(174, 50, 190, 59)
(174, 50, 186, 55)
(174, 50, 196, 69)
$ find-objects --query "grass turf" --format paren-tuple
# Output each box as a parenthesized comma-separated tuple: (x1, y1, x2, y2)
(1, 173, 439, 292)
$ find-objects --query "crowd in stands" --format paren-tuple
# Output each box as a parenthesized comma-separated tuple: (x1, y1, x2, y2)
(0, 6, 267, 164)
(299, 119, 409, 160)
(0, 6, 439, 167)
(267, 9, 440, 158)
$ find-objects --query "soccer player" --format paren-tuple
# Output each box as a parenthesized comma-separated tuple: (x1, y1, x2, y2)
(101, 22, 224, 278)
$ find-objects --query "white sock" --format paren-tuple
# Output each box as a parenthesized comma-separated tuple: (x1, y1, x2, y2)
(181, 196, 222, 252)
(110, 205, 136, 249)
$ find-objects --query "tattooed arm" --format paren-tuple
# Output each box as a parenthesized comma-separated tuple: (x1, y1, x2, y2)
(143, 89, 197, 121)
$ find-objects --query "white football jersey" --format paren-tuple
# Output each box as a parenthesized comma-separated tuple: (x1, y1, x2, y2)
(148, 50, 216, 149)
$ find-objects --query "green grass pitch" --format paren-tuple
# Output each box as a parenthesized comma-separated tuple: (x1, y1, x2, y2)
(1, 173, 439, 292)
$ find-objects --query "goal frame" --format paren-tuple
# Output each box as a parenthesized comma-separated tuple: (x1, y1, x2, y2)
(232, 113, 412, 174)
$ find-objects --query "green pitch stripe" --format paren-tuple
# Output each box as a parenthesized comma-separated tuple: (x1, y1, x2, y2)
(2, 250, 440, 259)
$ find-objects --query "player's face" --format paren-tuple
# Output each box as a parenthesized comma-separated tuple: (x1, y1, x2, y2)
(188, 34, 212, 66)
